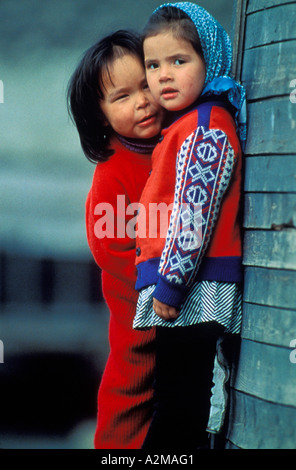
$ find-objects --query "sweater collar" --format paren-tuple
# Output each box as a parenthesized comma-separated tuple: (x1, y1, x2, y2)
(161, 77, 247, 151)
(114, 132, 161, 154)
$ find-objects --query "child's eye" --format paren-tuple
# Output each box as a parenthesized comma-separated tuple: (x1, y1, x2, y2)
(146, 62, 158, 71)
(115, 94, 128, 101)
(174, 58, 185, 65)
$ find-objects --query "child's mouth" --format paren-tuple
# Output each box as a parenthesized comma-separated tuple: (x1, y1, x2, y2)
(161, 88, 178, 100)
(137, 114, 156, 128)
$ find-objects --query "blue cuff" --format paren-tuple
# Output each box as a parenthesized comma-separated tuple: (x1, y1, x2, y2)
(152, 276, 189, 309)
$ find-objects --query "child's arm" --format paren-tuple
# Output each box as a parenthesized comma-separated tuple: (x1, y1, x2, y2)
(153, 125, 239, 315)
(86, 166, 137, 287)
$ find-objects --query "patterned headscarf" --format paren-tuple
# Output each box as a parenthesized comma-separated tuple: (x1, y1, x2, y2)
(153, 2, 247, 149)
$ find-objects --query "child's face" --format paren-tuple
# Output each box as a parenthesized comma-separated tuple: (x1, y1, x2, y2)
(144, 30, 206, 112)
(100, 54, 164, 140)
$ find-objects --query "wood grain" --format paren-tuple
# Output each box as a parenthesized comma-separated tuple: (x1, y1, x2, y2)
(241, 302, 296, 347)
(244, 156, 296, 192)
(245, 3, 296, 48)
(244, 193, 296, 229)
(232, 338, 296, 406)
(243, 230, 296, 269)
(227, 389, 296, 449)
(244, 267, 296, 310)
(242, 41, 296, 100)
(245, 98, 296, 155)
(247, 0, 296, 15)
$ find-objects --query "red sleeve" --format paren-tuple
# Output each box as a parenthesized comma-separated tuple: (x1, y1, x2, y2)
(154, 126, 237, 308)
(86, 161, 139, 284)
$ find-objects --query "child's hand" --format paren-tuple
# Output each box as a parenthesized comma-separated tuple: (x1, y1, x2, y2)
(153, 298, 179, 321)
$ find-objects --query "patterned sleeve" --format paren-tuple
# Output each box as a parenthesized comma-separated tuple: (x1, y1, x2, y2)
(152, 125, 237, 308)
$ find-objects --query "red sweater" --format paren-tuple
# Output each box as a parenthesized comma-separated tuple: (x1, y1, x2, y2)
(86, 137, 155, 449)
(135, 99, 242, 308)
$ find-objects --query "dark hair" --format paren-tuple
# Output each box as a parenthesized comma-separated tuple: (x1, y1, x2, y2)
(143, 6, 203, 59)
(67, 30, 143, 164)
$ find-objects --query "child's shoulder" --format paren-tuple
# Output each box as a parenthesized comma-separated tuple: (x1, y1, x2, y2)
(91, 147, 128, 184)
(165, 98, 239, 151)
(166, 107, 199, 139)
(197, 98, 237, 131)
(93, 140, 135, 171)
(168, 98, 233, 129)
(92, 137, 151, 186)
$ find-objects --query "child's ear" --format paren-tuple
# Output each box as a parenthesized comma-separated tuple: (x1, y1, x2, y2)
(103, 121, 111, 131)
(100, 114, 109, 127)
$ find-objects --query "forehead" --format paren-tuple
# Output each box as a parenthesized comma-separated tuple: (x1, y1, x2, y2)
(101, 54, 144, 90)
(144, 30, 194, 54)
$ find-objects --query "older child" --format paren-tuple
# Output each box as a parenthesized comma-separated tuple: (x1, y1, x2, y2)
(67, 30, 164, 449)
(133, 3, 246, 449)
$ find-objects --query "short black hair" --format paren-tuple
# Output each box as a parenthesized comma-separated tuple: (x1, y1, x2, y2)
(67, 30, 143, 164)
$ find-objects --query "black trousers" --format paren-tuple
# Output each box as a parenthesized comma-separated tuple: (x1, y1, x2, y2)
(142, 322, 224, 451)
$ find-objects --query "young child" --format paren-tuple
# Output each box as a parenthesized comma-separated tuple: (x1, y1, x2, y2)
(67, 30, 164, 449)
(133, 3, 246, 450)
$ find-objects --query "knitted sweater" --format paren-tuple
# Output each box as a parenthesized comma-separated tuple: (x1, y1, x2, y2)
(135, 98, 242, 309)
(86, 137, 155, 449)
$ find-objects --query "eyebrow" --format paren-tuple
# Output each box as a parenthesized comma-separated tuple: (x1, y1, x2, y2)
(145, 53, 191, 64)
(144, 58, 157, 66)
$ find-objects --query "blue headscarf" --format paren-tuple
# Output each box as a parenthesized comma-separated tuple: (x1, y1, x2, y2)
(153, 2, 247, 149)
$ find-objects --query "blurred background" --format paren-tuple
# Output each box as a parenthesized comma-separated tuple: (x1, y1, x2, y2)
(0, 0, 234, 449)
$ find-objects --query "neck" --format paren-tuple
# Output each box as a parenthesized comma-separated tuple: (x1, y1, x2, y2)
(114, 132, 160, 154)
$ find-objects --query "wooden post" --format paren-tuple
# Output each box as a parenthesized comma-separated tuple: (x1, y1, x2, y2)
(231, 0, 248, 81)
(226, 0, 296, 449)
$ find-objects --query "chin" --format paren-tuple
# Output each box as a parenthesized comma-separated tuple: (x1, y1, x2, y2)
(164, 104, 183, 112)
(161, 101, 183, 112)
(141, 128, 161, 139)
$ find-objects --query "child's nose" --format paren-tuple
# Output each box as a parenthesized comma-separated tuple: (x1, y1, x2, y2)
(159, 64, 172, 82)
(136, 91, 149, 108)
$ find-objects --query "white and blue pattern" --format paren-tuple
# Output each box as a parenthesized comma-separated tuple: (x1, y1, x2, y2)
(158, 127, 235, 288)
(133, 280, 242, 334)
(133, 127, 241, 332)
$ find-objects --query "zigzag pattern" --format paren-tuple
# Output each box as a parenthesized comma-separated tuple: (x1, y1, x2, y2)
(158, 126, 236, 286)
(134, 280, 242, 333)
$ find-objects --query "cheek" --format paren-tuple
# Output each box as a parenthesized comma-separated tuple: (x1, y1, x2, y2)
(188, 72, 205, 94)
(113, 105, 129, 122)
(186, 78, 200, 94)
(112, 105, 132, 126)
(147, 76, 159, 96)
(144, 88, 158, 106)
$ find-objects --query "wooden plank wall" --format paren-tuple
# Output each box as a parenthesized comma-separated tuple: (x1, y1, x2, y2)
(226, 0, 296, 449)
